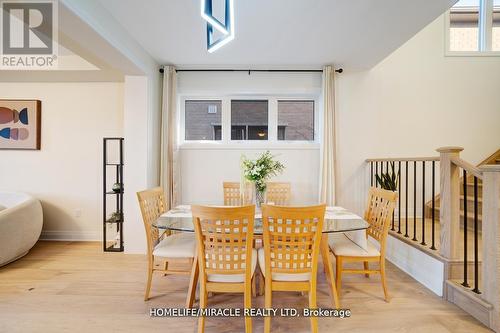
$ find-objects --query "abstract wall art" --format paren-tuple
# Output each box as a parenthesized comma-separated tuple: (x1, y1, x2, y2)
(0, 100, 41, 150)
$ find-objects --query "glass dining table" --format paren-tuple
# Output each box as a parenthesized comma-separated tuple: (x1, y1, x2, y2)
(154, 205, 369, 308)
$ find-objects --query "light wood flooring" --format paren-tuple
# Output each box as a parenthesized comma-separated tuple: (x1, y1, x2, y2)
(0, 241, 491, 333)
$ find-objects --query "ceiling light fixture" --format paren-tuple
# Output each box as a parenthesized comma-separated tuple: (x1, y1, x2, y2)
(201, 0, 229, 35)
(201, 0, 234, 53)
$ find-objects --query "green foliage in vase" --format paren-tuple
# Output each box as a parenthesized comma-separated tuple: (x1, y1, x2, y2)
(242, 151, 285, 192)
(375, 161, 399, 191)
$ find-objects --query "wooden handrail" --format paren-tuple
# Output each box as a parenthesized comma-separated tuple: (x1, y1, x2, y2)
(365, 156, 439, 162)
(450, 156, 483, 179)
(478, 148, 500, 166)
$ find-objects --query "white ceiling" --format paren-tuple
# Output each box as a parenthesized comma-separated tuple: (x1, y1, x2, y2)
(98, 0, 455, 70)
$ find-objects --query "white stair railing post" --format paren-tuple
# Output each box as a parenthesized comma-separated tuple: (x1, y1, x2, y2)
(480, 165, 500, 332)
(437, 147, 463, 260)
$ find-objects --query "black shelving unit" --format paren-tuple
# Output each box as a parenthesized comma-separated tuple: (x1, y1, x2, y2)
(103, 137, 124, 252)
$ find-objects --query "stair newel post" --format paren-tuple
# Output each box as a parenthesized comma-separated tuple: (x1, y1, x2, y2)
(437, 147, 464, 260)
(479, 165, 500, 332)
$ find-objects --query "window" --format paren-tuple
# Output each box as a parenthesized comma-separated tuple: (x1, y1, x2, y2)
(447, 0, 500, 53)
(231, 100, 268, 140)
(184, 100, 222, 141)
(449, 0, 480, 51)
(181, 97, 318, 145)
(277, 100, 314, 141)
(494, 0, 500, 50)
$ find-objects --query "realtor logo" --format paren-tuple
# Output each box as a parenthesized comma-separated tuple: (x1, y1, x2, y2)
(1, 0, 58, 69)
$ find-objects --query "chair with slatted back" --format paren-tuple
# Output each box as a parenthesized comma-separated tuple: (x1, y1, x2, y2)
(192, 205, 257, 333)
(259, 204, 326, 333)
(265, 182, 291, 205)
(137, 187, 196, 301)
(329, 187, 397, 302)
(223, 181, 253, 206)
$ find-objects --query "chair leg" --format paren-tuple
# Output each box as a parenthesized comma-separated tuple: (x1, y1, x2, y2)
(244, 281, 253, 333)
(321, 235, 339, 308)
(197, 281, 207, 333)
(364, 261, 369, 278)
(144, 256, 154, 301)
(264, 278, 272, 333)
(380, 258, 390, 302)
(335, 257, 342, 296)
(309, 285, 318, 333)
(186, 255, 199, 308)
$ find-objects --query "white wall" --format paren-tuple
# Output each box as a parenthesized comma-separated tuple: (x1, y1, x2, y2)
(0, 82, 123, 240)
(177, 71, 323, 205)
(177, 71, 322, 96)
(336, 15, 500, 215)
(381, 235, 445, 296)
(180, 148, 320, 205)
(60, 0, 162, 189)
(123, 76, 149, 253)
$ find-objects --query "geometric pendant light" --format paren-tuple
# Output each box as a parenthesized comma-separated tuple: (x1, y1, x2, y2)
(201, 0, 235, 53)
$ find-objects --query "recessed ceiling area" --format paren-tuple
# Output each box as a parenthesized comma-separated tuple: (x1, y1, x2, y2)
(98, 0, 456, 70)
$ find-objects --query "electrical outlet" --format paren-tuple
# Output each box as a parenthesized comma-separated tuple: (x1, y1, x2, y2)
(74, 209, 82, 218)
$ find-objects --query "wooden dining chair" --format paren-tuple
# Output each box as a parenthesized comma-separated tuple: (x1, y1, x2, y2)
(192, 205, 257, 333)
(329, 187, 397, 302)
(137, 187, 196, 301)
(260, 204, 326, 333)
(265, 182, 291, 205)
(223, 181, 253, 206)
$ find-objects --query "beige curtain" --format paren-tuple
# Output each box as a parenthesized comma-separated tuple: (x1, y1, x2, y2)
(320, 65, 337, 206)
(160, 66, 180, 209)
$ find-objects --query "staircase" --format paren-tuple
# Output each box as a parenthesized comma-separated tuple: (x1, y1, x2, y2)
(367, 147, 500, 332)
(425, 149, 500, 229)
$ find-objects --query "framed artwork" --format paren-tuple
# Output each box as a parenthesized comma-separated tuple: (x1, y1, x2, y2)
(0, 100, 41, 150)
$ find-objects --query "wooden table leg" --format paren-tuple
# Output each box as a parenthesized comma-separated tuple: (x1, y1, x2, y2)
(320, 234, 340, 308)
(186, 253, 199, 308)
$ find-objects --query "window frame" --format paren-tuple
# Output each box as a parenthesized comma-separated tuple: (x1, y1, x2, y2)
(445, 0, 500, 56)
(179, 95, 320, 150)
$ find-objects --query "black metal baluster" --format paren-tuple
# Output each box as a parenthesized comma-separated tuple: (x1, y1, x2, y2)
(472, 176, 481, 294)
(375, 162, 379, 188)
(391, 161, 395, 231)
(386, 161, 389, 178)
(370, 161, 373, 187)
(405, 161, 409, 238)
(398, 161, 402, 234)
(430, 161, 436, 250)
(412, 161, 417, 241)
(421, 161, 426, 246)
(462, 170, 469, 287)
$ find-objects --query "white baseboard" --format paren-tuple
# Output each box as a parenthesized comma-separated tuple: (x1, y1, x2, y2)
(384, 235, 444, 296)
(40, 230, 100, 241)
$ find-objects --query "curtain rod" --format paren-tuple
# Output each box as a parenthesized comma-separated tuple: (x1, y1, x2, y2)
(159, 68, 343, 74)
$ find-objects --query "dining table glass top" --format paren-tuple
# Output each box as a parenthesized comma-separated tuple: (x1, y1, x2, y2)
(154, 205, 369, 235)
